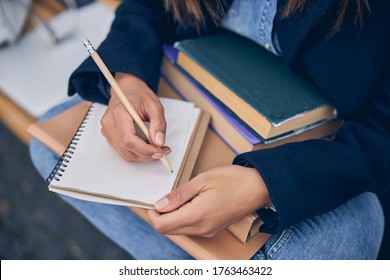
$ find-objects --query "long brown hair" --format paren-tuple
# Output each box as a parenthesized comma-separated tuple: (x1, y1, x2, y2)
(164, 0, 225, 26)
(282, 0, 371, 33)
(164, 0, 371, 33)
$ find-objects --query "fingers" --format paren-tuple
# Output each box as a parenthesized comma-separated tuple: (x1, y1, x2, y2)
(101, 73, 170, 162)
(101, 103, 170, 162)
(147, 200, 223, 237)
(154, 180, 203, 212)
(147, 204, 205, 236)
(147, 179, 212, 235)
(114, 105, 157, 157)
(147, 166, 270, 237)
(147, 99, 167, 147)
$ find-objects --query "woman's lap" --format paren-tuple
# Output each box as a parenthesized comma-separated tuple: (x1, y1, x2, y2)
(29, 96, 385, 260)
(252, 192, 384, 260)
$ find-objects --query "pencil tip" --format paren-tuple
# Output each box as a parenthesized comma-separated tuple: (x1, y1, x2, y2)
(171, 170, 173, 173)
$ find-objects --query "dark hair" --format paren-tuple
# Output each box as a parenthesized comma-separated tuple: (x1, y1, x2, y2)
(165, 0, 371, 33)
(164, 0, 225, 27)
(282, 0, 371, 33)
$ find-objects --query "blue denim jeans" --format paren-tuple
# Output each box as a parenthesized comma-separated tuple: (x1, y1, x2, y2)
(29, 96, 385, 260)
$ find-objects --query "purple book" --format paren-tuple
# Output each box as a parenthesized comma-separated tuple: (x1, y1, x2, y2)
(162, 44, 263, 149)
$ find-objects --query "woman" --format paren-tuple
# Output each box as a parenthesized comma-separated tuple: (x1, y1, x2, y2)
(30, 0, 389, 259)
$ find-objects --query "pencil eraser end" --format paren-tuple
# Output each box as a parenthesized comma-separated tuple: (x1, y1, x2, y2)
(82, 38, 95, 54)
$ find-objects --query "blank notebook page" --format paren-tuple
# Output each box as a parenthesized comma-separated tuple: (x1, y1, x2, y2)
(48, 98, 200, 208)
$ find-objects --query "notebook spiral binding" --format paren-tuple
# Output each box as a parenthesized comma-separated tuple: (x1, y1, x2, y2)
(46, 104, 95, 184)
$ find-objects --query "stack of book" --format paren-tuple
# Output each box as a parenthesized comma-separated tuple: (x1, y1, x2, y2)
(160, 31, 341, 154)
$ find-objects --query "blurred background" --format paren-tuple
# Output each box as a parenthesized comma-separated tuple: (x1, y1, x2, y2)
(0, 121, 130, 259)
(0, 0, 132, 259)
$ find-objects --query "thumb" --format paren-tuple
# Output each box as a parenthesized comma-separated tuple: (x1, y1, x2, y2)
(154, 181, 201, 213)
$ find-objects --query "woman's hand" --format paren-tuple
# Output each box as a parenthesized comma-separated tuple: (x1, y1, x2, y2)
(147, 165, 271, 237)
(101, 73, 171, 162)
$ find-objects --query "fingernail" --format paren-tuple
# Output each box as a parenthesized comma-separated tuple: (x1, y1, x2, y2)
(155, 197, 169, 210)
(152, 153, 162, 159)
(165, 149, 172, 155)
(155, 132, 165, 146)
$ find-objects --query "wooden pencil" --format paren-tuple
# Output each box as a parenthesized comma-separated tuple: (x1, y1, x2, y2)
(82, 38, 173, 173)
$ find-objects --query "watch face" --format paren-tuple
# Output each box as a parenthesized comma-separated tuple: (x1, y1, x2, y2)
(0, 0, 32, 46)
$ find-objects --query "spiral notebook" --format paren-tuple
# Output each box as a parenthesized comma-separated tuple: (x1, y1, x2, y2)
(46, 97, 206, 209)
(28, 90, 270, 259)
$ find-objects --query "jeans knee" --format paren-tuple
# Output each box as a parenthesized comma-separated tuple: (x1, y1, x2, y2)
(336, 193, 384, 259)
(29, 137, 58, 179)
(264, 192, 384, 259)
(318, 192, 384, 259)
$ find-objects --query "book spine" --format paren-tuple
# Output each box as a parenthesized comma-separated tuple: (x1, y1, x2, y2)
(160, 59, 263, 154)
(160, 70, 243, 154)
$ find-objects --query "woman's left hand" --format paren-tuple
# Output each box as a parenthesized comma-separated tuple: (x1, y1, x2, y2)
(147, 165, 271, 237)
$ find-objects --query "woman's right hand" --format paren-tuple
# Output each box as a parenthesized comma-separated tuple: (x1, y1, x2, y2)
(101, 73, 171, 162)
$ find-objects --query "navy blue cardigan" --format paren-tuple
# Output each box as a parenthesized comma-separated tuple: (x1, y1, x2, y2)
(68, 0, 390, 235)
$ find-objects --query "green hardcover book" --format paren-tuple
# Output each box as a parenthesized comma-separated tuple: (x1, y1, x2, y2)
(174, 31, 337, 139)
